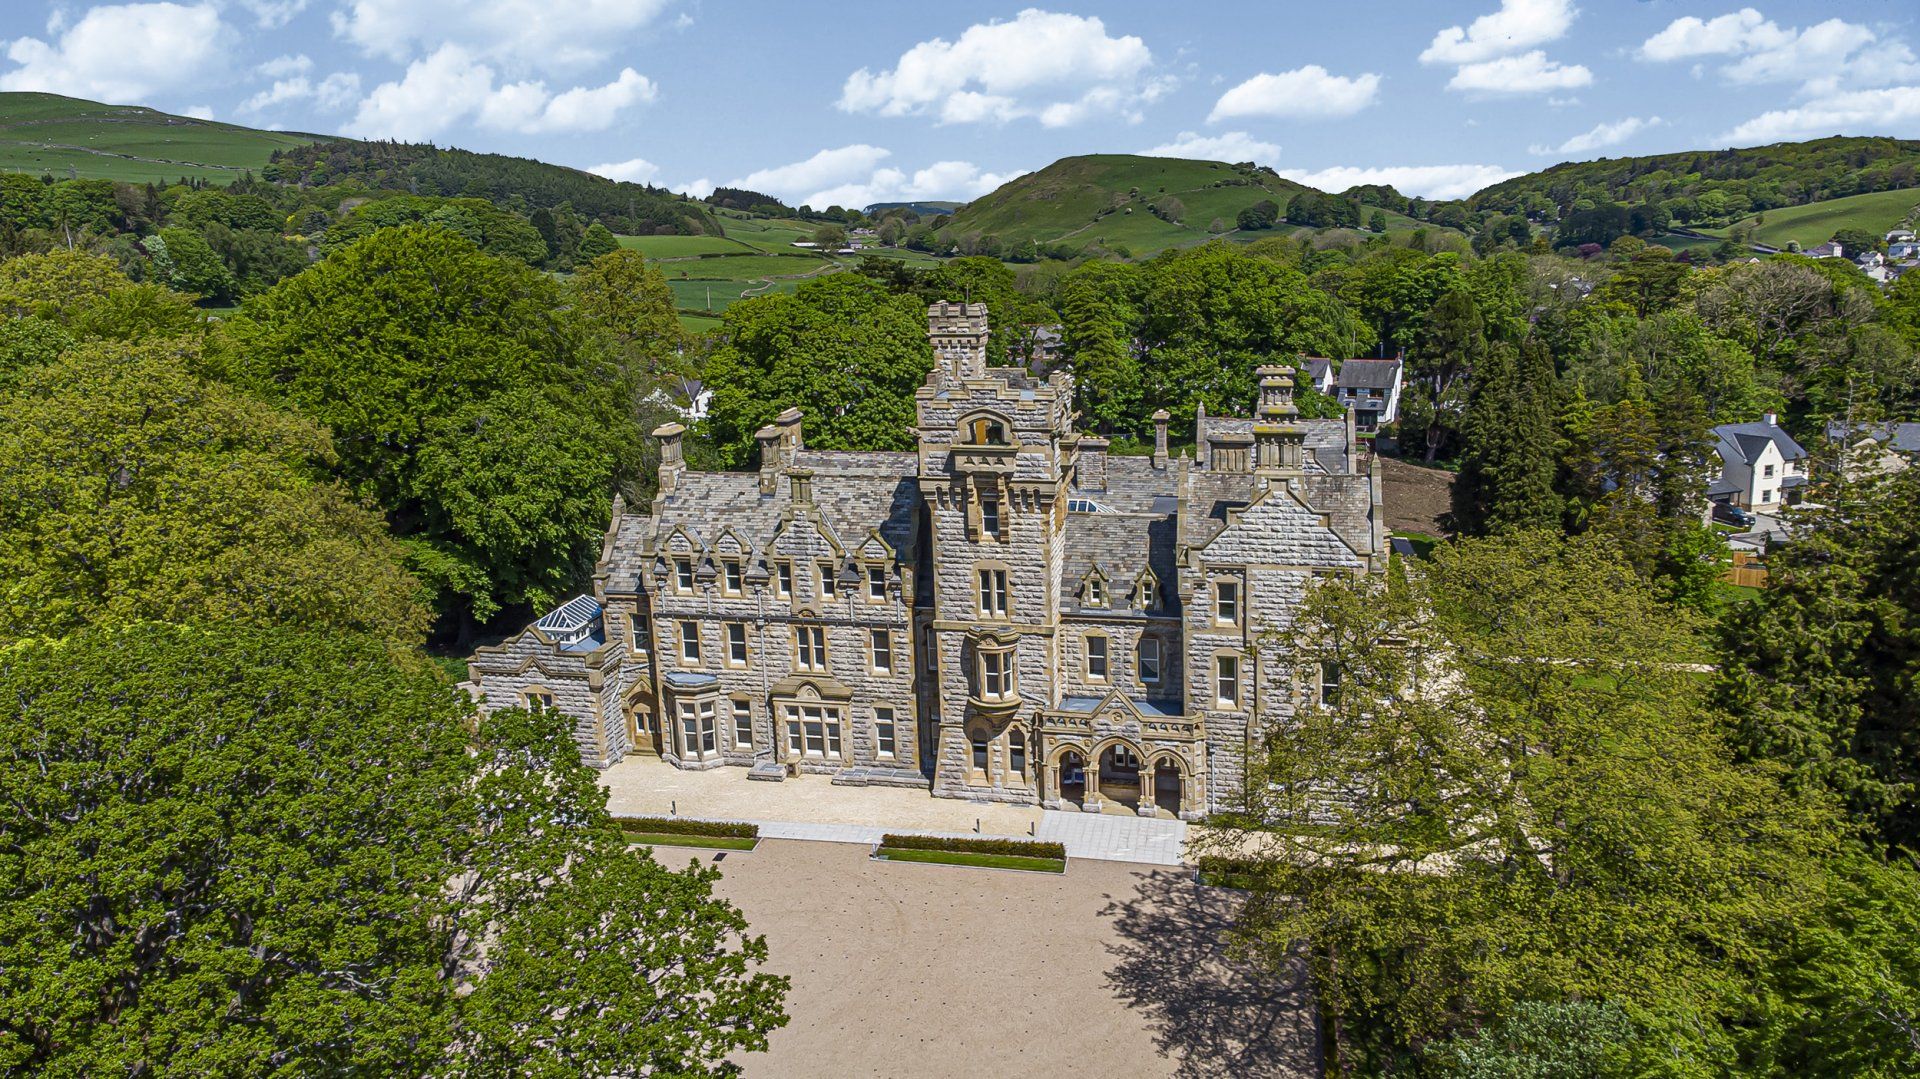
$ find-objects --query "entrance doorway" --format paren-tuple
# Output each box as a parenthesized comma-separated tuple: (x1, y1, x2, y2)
(1152, 760, 1182, 816)
(1099, 745, 1142, 810)
(1058, 750, 1086, 808)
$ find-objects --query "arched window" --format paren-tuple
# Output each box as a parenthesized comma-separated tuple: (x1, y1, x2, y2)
(965, 415, 1010, 446)
(1008, 729, 1027, 778)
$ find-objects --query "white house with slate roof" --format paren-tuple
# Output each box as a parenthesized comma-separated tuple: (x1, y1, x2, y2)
(467, 303, 1386, 818)
(1334, 357, 1402, 431)
(1710, 414, 1808, 512)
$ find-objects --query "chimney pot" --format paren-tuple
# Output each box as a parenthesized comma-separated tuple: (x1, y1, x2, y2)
(1151, 409, 1170, 470)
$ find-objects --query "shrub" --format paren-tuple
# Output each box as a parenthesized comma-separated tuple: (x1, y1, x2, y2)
(613, 816, 758, 839)
(878, 834, 1065, 860)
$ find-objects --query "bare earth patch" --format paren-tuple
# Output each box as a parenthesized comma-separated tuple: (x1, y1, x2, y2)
(1378, 454, 1456, 537)
(701, 839, 1319, 1079)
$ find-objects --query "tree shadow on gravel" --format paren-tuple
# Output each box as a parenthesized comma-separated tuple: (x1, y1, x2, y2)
(1101, 870, 1321, 1079)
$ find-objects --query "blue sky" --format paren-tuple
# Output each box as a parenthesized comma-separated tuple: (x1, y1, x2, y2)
(1, 1, 1916, 204)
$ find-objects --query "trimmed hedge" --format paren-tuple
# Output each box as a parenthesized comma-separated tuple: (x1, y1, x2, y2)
(879, 834, 1066, 860)
(613, 816, 758, 839)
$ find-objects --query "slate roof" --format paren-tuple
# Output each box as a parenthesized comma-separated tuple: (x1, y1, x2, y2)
(1827, 420, 1920, 454)
(1336, 358, 1402, 391)
(1712, 419, 1807, 464)
(1301, 357, 1333, 385)
(1061, 513, 1181, 615)
(646, 454, 919, 563)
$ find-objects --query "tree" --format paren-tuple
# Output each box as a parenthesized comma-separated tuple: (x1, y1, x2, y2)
(577, 221, 620, 261)
(215, 225, 642, 634)
(1197, 533, 1840, 1072)
(0, 624, 787, 1075)
(1452, 339, 1559, 534)
(1718, 467, 1920, 850)
(1368, 209, 1388, 234)
(811, 224, 846, 250)
(1434, 1001, 1637, 1078)
(701, 273, 930, 466)
(1056, 260, 1142, 434)
(1406, 285, 1485, 462)
(0, 338, 428, 644)
(154, 225, 235, 303)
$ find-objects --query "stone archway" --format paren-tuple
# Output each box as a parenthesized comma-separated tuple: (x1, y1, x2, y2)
(1055, 749, 1087, 809)
(1097, 743, 1143, 811)
(1151, 758, 1183, 817)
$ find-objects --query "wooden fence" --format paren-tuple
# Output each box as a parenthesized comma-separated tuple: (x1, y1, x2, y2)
(1723, 549, 1769, 589)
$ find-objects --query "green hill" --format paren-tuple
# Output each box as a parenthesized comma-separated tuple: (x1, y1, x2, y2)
(1709, 186, 1920, 249)
(942, 154, 1318, 257)
(0, 92, 323, 184)
(1468, 136, 1920, 228)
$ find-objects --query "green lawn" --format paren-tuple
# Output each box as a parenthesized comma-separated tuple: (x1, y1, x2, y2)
(0, 91, 317, 184)
(668, 276, 799, 314)
(1710, 187, 1920, 250)
(654, 253, 830, 279)
(873, 847, 1066, 873)
(616, 233, 756, 258)
(677, 312, 724, 333)
(627, 832, 759, 851)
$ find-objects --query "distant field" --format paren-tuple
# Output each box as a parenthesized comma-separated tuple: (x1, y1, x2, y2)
(669, 276, 800, 315)
(0, 92, 319, 184)
(1714, 187, 1920, 249)
(616, 233, 755, 257)
(654, 253, 829, 279)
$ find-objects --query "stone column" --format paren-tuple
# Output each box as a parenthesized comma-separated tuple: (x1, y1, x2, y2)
(1084, 752, 1102, 813)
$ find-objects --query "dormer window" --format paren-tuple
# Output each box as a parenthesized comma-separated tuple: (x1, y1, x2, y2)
(1085, 575, 1107, 607)
(722, 559, 743, 595)
(966, 416, 1009, 445)
(867, 565, 888, 601)
(675, 558, 694, 592)
(1137, 573, 1159, 611)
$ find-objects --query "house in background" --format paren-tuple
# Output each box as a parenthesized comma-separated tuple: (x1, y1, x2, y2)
(1334, 357, 1403, 432)
(1825, 419, 1920, 479)
(1709, 414, 1808, 512)
(1298, 357, 1336, 395)
(1805, 240, 1845, 259)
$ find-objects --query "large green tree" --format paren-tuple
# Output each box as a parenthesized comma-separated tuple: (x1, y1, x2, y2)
(216, 225, 642, 633)
(0, 338, 427, 644)
(0, 625, 788, 1076)
(1452, 338, 1560, 535)
(701, 273, 931, 466)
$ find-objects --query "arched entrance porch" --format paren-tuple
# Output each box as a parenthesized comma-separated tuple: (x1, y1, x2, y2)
(1151, 757, 1183, 817)
(1095, 743, 1143, 813)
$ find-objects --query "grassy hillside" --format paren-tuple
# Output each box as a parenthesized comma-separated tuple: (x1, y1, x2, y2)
(943, 154, 1315, 257)
(0, 92, 320, 184)
(1707, 187, 1920, 249)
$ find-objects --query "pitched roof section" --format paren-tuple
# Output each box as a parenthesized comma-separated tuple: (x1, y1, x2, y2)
(535, 594, 602, 633)
(1712, 418, 1807, 464)
(1199, 487, 1364, 568)
(1336, 358, 1402, 390)
(1061, 512, 1181, 615)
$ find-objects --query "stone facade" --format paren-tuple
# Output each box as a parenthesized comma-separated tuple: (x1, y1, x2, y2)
(469, 302, 1385, 818)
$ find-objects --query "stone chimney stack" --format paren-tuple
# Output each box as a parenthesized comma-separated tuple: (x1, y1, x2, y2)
(1152, 409, 1170, 469)
(775, 406, 805, 458)
(927, 301, 990, 381)
(1253, 366, 1305, 474)
(755, 424, 781, 494)
(653, 422, 686, 493)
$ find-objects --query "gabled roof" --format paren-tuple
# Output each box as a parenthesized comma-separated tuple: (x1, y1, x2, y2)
(1827, 420, 1920, 454)
(1712, 419, 1807, 464)
(535, 594, 602, 634)
(1335, 358, 1402, 390)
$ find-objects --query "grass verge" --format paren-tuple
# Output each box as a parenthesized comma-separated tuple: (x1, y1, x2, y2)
(627, 831, 759, 851)
(873, 847, 1065, 873)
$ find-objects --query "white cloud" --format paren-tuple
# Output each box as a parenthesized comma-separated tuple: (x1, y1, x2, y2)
(332, 0, 676, 71)
(181, 104, 213, 120)
(1719, 86, 1920, 145)
(255, 53, 312, 79)
(315, 72, 362, 111)
(1447, 50, 1591, 94)
(720, 145, 1017, 209)
(588, 157, 660, 184)
(1140, 130, 1279, 165)
(1277, 164, 1521, 201)
(1639, 10, 1913, 94)
(1421, 0, 1576, 66)
(674, 177, 714, 199)
(1207, 66, 1380, 122)
(346, 46, 655, 139)
(1, 2, 229, 102)
(1638, 8, 1790, 61)
(1529, 115, 1663, 156)
(241, 69, 362, 114)
(235, 0, 311, 28)
(838, 9, 1166, 127)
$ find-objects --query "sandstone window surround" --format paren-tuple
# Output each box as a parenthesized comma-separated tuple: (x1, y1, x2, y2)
(871, 628, 893, 674)
(971, 629, 1020, 714)
(1008, 727, 1027, 778)
(866, 564, 888, 602)
(677, 697, 718, 760)
(1138, 636, 1162, 686)
(1085, 632, 1109, 682)
(793, 624, 828, 672)
(1215, 652, 1242, 708)
(978, 493, 1002, 541)
(817, 561, 839, 600)
(977, 564, 1010, 619)
(1320, 660, 1342, 709)
(775, 560, 793, 600)
(678, 621, 701, 666)
(1084, 571, 1108, 608)
(1213, 578, 1242, 626)
(522, 687, 555, 710)
(721, 558, 744, 596)
(874, 707, 897, 758)
(731, 696, 753, 749)
(784, 702, 844, 760)
(970, 730, 991, 777)
(674, 557, 695, 593)
(725, 622, 749, 667)
(626, 611, 648, 654)
(1135, 571, 1160, 611)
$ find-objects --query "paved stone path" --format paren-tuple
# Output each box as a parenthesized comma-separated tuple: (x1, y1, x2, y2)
(602, 756, 1191, 864)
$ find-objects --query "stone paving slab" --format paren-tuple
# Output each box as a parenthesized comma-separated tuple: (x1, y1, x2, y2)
(603, 756, 1191, 864)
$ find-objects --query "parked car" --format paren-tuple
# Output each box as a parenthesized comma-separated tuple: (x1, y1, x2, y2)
(1713, 503, 1755, 527)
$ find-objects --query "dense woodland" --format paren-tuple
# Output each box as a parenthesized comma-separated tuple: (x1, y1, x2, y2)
(4, 133, 1920, 1074)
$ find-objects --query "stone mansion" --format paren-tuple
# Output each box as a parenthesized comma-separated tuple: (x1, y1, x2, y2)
(467, 302, 1386, 818)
